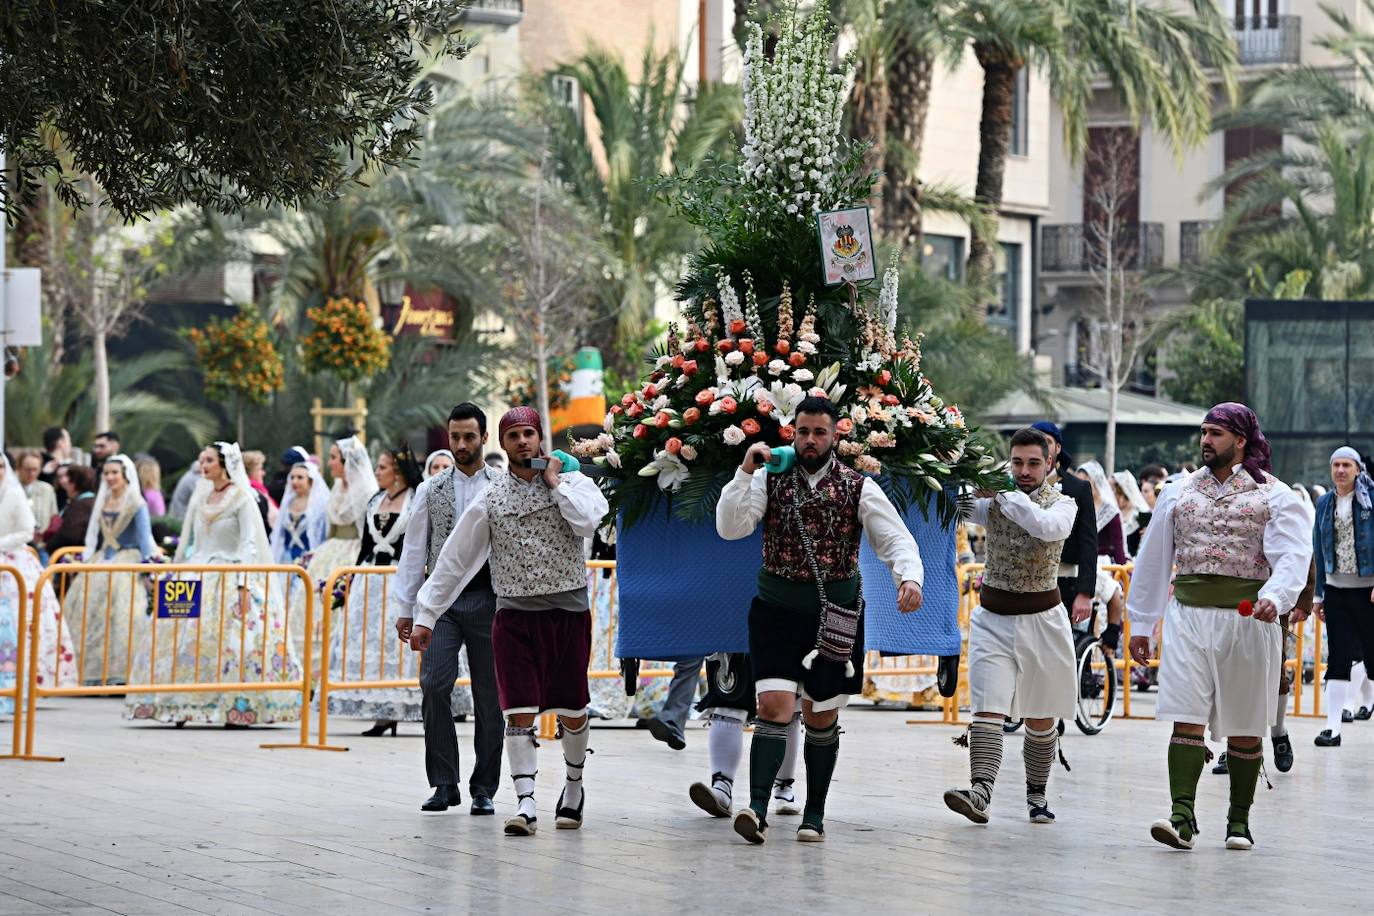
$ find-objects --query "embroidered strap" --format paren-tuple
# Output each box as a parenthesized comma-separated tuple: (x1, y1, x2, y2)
(785, 473, 862, 675)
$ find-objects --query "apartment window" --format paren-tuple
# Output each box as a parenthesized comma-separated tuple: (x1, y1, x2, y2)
(921, 235, 964, 280)
(1010, 69, 1029, 157)
(991, 243, 1021, 339)
(551, 73, 582, 124)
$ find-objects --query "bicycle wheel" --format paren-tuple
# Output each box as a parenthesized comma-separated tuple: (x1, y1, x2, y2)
(1074, 637, 1117, 735)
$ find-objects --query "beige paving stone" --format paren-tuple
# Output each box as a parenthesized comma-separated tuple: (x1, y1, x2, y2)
(0, 697, 1370, 914)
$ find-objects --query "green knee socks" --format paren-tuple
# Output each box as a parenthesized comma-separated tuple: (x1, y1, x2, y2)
(748, 719, 791, 820)
(802, 722, 840, 830)
(1167, 731, 1206, 837)
(1226, 740, 1264, 828)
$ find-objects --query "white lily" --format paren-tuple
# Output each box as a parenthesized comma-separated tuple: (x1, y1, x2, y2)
(647, 450, 691, 491)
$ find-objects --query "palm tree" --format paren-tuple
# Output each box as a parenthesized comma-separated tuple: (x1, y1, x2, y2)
(955, 0, 1238, 291)
(542, 44, 742, 376)
(5, 343, 215, 453)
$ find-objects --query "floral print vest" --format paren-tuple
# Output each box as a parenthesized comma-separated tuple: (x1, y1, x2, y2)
(484, 474, 587, 598)
(762, 461, 864, 582)
(983, 484, 1068, 593)
(1172, 468, 1273, 580)
(426, 467, 457, 574)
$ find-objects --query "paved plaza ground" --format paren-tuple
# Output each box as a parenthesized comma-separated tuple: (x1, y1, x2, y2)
(0, 696, 1370, 915)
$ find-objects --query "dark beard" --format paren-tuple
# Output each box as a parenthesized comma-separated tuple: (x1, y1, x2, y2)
(797, 445, 833, 474)
(1203, 445, 1236, 470)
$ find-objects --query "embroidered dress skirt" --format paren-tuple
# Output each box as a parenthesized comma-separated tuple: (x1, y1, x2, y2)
(966, 604, 1077, 720)
(1157, 598, 1281, 738)
(491, 608, 591, 716)
(749, 597, 863, 712)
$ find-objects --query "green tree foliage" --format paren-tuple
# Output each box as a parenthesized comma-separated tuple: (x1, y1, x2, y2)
(0, 1, 466, 220)
(1155, 299, 1243, 408)
(542, 44, 742, 375)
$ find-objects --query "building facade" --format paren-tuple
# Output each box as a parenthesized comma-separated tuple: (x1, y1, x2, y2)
(1039, 0, 1364, 389)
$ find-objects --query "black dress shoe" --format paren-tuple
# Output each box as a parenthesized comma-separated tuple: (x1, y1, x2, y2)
(1314, 729, 1342, 747)
(1211, 751, 1228, 775)
(1357, 706, 1373, 721)
(1272, 735, 1294, 772)
(470, 794, 495, 815)
(422, 786, 462, 811)
(1342, 709, 1354, 723)
(646, 717, 686, 751)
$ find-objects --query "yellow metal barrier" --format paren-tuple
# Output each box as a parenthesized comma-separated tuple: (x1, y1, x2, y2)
(316, 561, 677, 747)
(14, 563, 321, 761)
(0, 565, 31, 760)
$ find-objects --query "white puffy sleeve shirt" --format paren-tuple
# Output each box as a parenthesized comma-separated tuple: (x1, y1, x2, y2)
(716, 464, 924, 590)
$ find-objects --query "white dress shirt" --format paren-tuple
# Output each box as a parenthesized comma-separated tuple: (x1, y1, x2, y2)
(414, 472, 608, 631)
(715, 457, 925, 590)
(1126, 467, 1313, 630)
(968, 488, 1078, 542)
(393, 465, 496, 619)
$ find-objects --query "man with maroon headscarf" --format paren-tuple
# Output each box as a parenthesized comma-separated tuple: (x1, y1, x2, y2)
(413, 406, 608, 837)
(1127, 403, 1311, 852)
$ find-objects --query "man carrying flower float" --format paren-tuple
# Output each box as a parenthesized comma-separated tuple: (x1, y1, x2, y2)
(713, 396, 924, 844)
(1126, 403, 1312, 851)
(942, 427, 1079, 828)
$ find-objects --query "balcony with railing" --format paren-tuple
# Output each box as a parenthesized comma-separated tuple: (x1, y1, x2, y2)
(1233, 16, 1300, 66)
(1040, 223, 1164, 273)
(460, 0, 523, 25)
(1179, 220, 1218, 265)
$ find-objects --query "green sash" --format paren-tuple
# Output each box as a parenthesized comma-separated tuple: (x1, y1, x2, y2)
(1172, 574, 1262, 608)
(757, 570, 859, 616)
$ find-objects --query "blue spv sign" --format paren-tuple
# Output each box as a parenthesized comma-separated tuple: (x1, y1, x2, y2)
(156, 579, 202, 619)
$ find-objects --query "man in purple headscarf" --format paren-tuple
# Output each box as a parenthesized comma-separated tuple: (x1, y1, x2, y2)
(1126, 402, 1311, 852)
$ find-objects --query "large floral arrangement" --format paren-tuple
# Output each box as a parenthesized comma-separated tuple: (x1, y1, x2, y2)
(187, 308, 285, 406)
(301, 297, 392, 382)
(574, 1, 1006, 526)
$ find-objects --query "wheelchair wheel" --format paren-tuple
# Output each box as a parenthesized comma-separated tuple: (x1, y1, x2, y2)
(1074, 635, 1116, 735)
(937, 654, 960, 698)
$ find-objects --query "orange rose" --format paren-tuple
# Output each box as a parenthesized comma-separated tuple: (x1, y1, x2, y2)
(672, 354, 685, 369)
(665, 437, 683, 455)
(683, 407, 702, 425)
(655, 411, 672, 429)
(876, 369, 892, 387)
(775, 340, 791, 356)
(779, 424, 796, 442)
(738, 339, 755, 356)
(644, 384, 658, 399)
(789, 352, 806, 368)
(682, 360, 698, 376)
(882, 394, 900, 406)
(610, 404, 624, 415)
(720, 396, 738, 414)
(627, 403, 644, 418)
(741, 418, 761, 436)
(753, 351, 770, 366)
(717, 339, 735, 353)
(694, 338, 710, 353)
(730, 319, 747, 336)
(633, 424, 649, 439)
(695, 389, 715, 407)
(836, 418, 854, 436)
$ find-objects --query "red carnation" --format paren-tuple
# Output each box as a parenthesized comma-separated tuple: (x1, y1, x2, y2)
(1238, 600, 1254, 618)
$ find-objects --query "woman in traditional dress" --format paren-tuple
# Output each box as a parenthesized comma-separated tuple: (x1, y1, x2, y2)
(325, 443, 422, 735)
(423, 450, 455, 480)
(272, 460, 329, 665)
(0, 455, 78, 714)
(306, 438, 372, 600)
(64, 455, 161, 685)
(271, 462, 329, 566)
(124, 442, 303, 726)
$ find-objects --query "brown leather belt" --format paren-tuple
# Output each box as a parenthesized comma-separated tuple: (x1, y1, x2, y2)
(980, 585, 1062, 616)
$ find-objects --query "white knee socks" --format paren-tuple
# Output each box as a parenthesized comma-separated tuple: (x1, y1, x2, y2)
(776, 712, 802, 783)
(1326, 680, 1350, 736)
(505, 725, 538, 820)
(561, 718, 590, 809)
(1272, 691, 1288, 738)
(707, 714, 744, 785)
